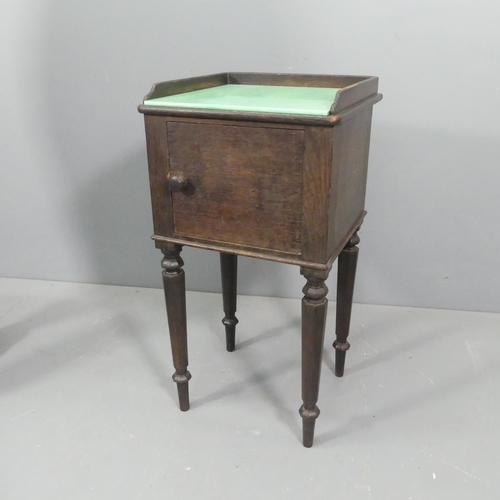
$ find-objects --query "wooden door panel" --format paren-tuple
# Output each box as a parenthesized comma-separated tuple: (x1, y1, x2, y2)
(167, 122, 304, 253)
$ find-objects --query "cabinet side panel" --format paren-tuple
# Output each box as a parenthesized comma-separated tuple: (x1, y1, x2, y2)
(328, 108, 373, 257)
(144, 115, 173, 237)
(301, 127, 334, 263)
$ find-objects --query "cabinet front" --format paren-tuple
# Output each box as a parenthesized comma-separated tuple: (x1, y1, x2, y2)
(166, 121, 304, 253)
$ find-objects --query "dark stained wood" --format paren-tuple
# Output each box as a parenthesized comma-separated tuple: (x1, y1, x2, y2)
(330, 77, 379, 114)
(325, 211, 366, 270)
(164, 115, 305, 131)
(299, 267, 329, 448)
(153, 235, 329, 269)
(168, 173, 188, 192)
(144, 115, 173, 237)
(138, 105, 341, 127)
(227, 72, 366, 88)
(220, 253, 238, 352)
(167, 121, 304, 253)
(153, 210, 364, 271)
(140, 72, 382, 448)
(144, 73, 228, 101)
(334, 93, 383, 122)
(333, 230, 360, 377)
(301, 127, 334, 263)
(327, 107, 374, 261)
(161, 244, 191, 411)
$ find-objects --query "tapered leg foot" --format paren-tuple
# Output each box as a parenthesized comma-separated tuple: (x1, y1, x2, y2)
(173, 372, 192, 412)
(299, 267, 329, 448)
(223, 319, 237, 352)
(333, 341, 351, 378)
(220, 253, 238, 352)
(334, 229, 360, 377)
(299, 405, 320, 448)
(161, 244, 191, 411)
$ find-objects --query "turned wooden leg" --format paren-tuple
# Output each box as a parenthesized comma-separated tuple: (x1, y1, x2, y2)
(220, 252, 238, 352)
(333, 229, 360, 377)
(161, 244, 191, 411)
(299, 267, 329, 448)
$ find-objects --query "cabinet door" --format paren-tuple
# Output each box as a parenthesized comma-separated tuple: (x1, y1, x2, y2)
(167, 121, 304, 253)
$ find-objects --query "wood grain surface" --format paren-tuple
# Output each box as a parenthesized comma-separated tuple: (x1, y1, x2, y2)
(167, 121, 305, 253)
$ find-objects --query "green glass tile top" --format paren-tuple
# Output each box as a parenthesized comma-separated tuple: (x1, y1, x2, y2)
(143, 84, 341, 116)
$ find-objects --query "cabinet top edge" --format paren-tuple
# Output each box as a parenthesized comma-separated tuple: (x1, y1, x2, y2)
(139, 72, 381, 121)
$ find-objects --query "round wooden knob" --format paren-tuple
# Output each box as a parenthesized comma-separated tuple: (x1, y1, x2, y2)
(169, 174, 187, 192)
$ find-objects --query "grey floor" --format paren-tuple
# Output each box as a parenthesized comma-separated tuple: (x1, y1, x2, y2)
(1, 278, 499, 499)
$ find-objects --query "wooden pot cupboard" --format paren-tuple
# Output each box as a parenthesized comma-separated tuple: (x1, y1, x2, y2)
(138, 72, 382, 447)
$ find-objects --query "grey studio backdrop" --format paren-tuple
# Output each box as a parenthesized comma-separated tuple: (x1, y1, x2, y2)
(1, 1, 499, 313)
